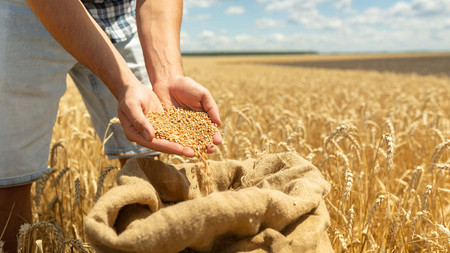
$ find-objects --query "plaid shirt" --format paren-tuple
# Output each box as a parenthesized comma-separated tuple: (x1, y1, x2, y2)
(82, 0, 136, 43)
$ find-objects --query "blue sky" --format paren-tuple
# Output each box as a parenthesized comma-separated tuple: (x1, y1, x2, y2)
(180, 0, 450, 53)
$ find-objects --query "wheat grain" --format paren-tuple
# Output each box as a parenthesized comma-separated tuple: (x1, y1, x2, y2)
(333, 228, 348, 252)
(341, 168, 353, 203)
(408, 166, 423, 191)
(435, 163, 450, 171)
(346, 205, 355, 238)
(384, 119, 395, 137)
(146, 104, 218, 195)
(421, 184, 433, 211)
(64, 238, 94, 253)
(324, 124, 350, 149)
(35, 170, 55, 208)
(94, 166, 118, 202)
(24, 55, 449, 252)
(52, 167, 70, 187)
(383, 133, 395, 173)
(49, 142, 68, 168)
(363, 194, 386, 235)
(74, 178, 80, 207)
(17, 223, 31, 253)
(429, 140, 449, 172)
(147, 104, 217, 152)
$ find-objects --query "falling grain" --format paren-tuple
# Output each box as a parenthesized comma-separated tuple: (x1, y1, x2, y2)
(146, 104, 219, 195)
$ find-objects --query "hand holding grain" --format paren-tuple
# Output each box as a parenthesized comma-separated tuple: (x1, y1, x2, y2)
(152, 76, 223, 150)
(146, 104, 219, 194)
(117, 83, 195, 157)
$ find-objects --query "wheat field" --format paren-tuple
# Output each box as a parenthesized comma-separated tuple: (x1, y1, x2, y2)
(5, 54, 450, 252)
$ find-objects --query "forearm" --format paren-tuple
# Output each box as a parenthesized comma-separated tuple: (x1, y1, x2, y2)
(136, 0, 184, 84)
(26, 0, 138, 99)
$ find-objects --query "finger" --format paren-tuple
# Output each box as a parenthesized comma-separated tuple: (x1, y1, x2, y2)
(119, 110, 155, 141)
(120, 117, 195, 157)
(206, 145, 216, 153)
(148, 139, 195, 157)
(118, 111, 155, 142)
(119, 100, 157, 141)
(201, 89, 222, 126)
(212, 131, 222, 145)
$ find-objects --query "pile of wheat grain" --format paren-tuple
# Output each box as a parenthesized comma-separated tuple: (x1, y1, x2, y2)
(4, 55, 449, 252)
(146, 104, 218, 195)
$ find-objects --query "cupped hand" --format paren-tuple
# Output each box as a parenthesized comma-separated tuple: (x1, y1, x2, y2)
(152, 76, 223, 152)
(117, 83, 195, 157)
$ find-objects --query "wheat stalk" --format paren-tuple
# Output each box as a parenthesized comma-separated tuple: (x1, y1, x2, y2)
(383, 133, 395, 173)
(362, 194, 386, 236)
(94, 166, 118, 202)
(24, 55, 449, 252)
(429, 140, 449, 173)
(74, 178, 81, 207)
(421, 184, 433, 212)
(341, 168, 353, 203)
(35, 170, 55, 208)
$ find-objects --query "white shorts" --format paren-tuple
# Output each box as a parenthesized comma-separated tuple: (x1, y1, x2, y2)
(0, 0, 159, 187)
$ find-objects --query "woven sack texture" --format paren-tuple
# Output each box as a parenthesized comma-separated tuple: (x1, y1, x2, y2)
(85, 152, 333, 253)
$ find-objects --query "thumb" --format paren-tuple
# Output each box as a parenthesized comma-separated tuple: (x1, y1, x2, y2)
(119, 100, 158, 141)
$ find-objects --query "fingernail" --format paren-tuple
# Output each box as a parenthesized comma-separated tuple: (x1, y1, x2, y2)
(186, 149, 195, 157)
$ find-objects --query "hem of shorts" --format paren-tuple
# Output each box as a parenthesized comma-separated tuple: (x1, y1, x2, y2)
(105, 148, 161, 160)
(0, 166, 51, 188)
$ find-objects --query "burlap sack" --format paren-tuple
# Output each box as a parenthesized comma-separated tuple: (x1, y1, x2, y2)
(84, 152, 333, 253)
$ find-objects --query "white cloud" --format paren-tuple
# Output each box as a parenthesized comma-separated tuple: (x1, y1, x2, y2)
(269, 33, 286, 42)
(388, 2, 414, 17)
(181, 26, 450, 53)
(194, 14, 212, 20)
(183, 0, 216, 15)
(184, 0, 216, 8)
(265, 0, 325, 12)
(334, 0, 354, 13)
(225, 6, 245, 15)
(255, 18, 284, 29)
(349, 0, 450, 29)
(200, 30, 215, 39)
(234, 34, 253, 43)
(410, 0, 450, 16)
(181, 0, 450, 53)
(289, 11, 343, 30)
(218, 29, 228, 34)
(263, 0, 343, 31)
(194, 30, 233, 50)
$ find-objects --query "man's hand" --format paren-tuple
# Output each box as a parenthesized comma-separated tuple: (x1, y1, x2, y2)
(136, 0, 222, 154)
(117, 83, 196, 157)
(152, 76, 223, 153)
(25, 0, 207, 157)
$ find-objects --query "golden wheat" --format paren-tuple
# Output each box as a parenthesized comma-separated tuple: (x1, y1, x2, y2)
(10, 54, 448, 252)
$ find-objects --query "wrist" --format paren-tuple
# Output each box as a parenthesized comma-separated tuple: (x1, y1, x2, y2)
(148, 58, 185, 85)
(152, 73, 185, 88)
(114, 75, 142, 101)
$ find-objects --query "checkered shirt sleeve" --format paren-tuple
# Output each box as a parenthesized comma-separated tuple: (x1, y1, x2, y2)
(82, 0, 136, 43)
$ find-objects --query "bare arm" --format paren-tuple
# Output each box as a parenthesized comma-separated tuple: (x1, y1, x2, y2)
(25, 0, 195, 156)
(136, 0, 222, 148)
(136, 0, 184, 84)
(26, 0, 135, 98)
